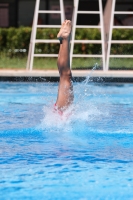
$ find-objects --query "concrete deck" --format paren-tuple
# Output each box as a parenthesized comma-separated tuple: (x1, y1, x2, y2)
(0, 70, 133, 82)
(0, 69, 133, 77)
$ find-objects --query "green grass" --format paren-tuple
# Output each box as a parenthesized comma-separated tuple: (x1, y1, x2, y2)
(109, 58, 133, 70)
(0, 55, 57, 70)
(0, 54, 133, 70)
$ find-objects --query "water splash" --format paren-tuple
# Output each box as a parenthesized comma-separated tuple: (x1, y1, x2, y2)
(39, 63, 108, 132)
(83, 63, 98, 85)
(39, 64, 133, 134)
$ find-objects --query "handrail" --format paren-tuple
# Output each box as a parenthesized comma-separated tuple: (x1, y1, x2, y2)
(26, 0, 65, 70)
(106, 0, 133, 70)
(70, 0, 106, 70)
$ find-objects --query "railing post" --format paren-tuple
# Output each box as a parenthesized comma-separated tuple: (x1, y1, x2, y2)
(70, 0, 79, 68)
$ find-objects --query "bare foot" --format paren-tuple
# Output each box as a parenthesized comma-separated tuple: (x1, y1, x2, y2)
(57, 20, 72, 42)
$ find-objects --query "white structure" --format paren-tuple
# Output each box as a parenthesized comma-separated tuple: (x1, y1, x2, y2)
(26, 0, 65, 70)
(27, 0, 133, 71)
(106, 0, 133, 70)
(70, 0, 106, 70)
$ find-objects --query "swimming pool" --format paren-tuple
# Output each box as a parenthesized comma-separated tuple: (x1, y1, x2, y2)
(0, 80, 133, 199)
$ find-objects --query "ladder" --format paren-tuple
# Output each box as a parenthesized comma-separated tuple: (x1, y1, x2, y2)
(26, 0, 65, 70)
(70, 0, 106, 70)
(106, 0, 133, 70)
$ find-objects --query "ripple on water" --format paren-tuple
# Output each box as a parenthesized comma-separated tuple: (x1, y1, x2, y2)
(0, 82, 133, 199)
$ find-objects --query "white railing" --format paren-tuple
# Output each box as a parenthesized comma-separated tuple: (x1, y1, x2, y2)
(27, 0, 133, 71)
(106, 0, 133, 70)
(26, 0, 65, 70)
(70, 0, 106, 70)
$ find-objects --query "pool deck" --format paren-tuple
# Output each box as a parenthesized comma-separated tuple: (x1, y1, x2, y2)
(0, 69, 133, 82)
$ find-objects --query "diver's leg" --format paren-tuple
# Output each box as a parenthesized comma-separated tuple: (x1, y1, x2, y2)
(55, 20, 74, 111)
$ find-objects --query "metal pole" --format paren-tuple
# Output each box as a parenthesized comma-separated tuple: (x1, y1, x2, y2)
(70, 0, 79, 68)
(60, 0, 65, 23)
(99, 0, 106, 71)
(106, 0, 116, 70)
(26, 0, 40, 70)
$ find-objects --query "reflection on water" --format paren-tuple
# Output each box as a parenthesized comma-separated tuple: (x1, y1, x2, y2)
(0, 81, 133, 199)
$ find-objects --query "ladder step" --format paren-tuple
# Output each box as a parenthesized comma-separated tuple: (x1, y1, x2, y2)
(33, 54, 103, 58)
(109, 55, 133, 58)
(34, 39, 102, 44)
(76, 25, 101, 28)
(35, 39, 59, 43)
(38, 10, 61, 14)
(37, 25, 61, 28)
(113, 26, 133, 29)
(37, 25, 102, 29)
(114, 11, 133, 15)
(34, 54, 58, 57)
(77, 11, 100, 14)
(72, 55, 103, 58)
(73, 40, 102, 44)
(110, 40, 133, 44)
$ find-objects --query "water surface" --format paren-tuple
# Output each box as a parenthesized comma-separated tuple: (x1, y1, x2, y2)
(0, 81, 133, 199)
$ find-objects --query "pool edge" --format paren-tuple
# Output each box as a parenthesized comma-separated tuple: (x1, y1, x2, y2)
(0, 70, 133, 82)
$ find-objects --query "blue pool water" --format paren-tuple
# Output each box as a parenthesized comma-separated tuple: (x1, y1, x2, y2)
(0, 80, 133, 199)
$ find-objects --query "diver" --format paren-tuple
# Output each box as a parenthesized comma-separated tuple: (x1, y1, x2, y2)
(54, 20, 74, 114)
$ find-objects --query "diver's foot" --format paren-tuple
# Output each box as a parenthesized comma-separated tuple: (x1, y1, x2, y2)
(57, 20, 72, 42)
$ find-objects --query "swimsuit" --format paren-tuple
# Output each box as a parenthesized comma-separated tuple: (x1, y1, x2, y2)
(54, 104, 63, 116)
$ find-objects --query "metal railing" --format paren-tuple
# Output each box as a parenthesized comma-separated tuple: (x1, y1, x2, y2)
(70, 0, 106, 70)
(26, 0, 65, 70)
(106, 0, 133, 70)
(27, 0, 133, 71)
